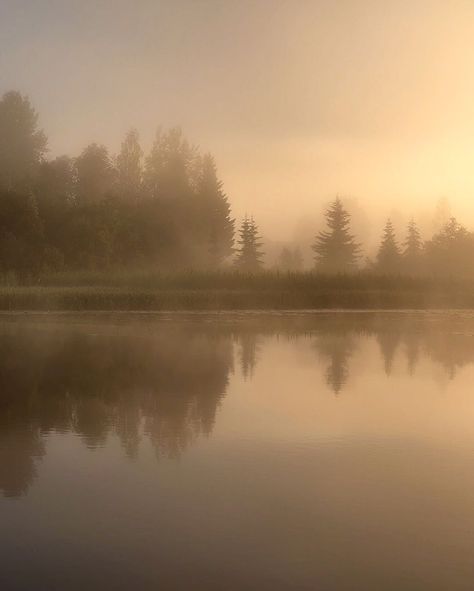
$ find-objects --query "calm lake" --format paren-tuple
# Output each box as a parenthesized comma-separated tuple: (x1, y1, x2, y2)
(1, 311, 474, 590)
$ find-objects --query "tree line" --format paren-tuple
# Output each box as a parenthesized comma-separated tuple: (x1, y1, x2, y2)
(308, 198, 474, 278)
(0, 91, 237, 276)
(0, 90, 473, 278)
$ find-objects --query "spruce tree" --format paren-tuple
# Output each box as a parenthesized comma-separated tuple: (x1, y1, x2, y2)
(312, 198, 360, 272)
(196, 154, 234, 266)
(234, 217, 264, 272)
(376, 219, 401, 273)
(402, 219, 422, 274)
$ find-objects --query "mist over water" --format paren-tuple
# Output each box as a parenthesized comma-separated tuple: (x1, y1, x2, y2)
(2, 312, 474, 590)
(3, 2, 474, 589)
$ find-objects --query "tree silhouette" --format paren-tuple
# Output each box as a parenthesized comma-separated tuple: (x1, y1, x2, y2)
(196, 154, 234, 266)
(277, 246, 303, 272)
(424, 217, 474, 277)
(312, 198, 360, 273)
(402, 219, 422, 274)
(144, 127, 197, 199)
(115, 129, 143, 201)
(234, 217, 264, 271)
(0, 91, 47, 192)
(376, 219, 401, 273)
(76, 143, 115, 204)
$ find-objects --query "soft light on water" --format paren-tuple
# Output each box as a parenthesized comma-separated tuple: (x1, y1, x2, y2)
(1, 312, 474, 590)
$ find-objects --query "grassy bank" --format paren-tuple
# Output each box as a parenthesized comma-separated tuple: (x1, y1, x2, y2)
(0, 271, 473, 310)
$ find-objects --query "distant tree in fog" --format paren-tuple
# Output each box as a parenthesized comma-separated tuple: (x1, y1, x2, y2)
(312, 198, 360, 273)
(115, 129, 143, 201)
(277, 246, 303, 272)
(75, 144, 115, 204)
(143, 127, 214, 267)
(424, 217, 474, 277)
(144, 127, 197, 198)
(195, 154, 234, 266)
(234, 217, 264, 272)
(402, 219, 423, 274)
(0, 91, 47, 191)
(376, 219, 401, 273)
(36, 156, 76, 206)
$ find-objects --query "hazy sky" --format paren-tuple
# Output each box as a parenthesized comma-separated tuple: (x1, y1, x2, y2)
(1, 0, 474, 246)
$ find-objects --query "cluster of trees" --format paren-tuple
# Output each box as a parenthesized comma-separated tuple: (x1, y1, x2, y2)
(311, 198, 474, 277)
(2, 90, 474, 278)
(0, 91, 236, 276)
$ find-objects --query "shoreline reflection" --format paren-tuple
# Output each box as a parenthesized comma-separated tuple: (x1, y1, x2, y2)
(1, 312, 474, 498)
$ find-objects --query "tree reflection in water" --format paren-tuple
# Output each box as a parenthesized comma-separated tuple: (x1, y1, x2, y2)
(2, 313, 474, 497)
(0, 321, 233, 497)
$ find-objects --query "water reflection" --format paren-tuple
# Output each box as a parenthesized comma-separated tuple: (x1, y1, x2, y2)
(0, 321, 233, 496)
(314, 333, 356, 394)
(238, 333, 261, 380)
(1, 312, 474, 498)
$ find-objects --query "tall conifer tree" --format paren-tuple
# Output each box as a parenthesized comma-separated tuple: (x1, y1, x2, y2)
(402, 219, 422, 274)
(196, 154, 234, 265)
(234, 217, 264, 272)
(312, 198, 360, 272)
(376, 219, 401, 273)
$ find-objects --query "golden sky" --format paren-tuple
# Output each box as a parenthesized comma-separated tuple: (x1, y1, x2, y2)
(2, 0, 474, 245)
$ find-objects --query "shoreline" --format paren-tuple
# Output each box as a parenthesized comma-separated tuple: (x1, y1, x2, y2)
(0, 285, 472, 311)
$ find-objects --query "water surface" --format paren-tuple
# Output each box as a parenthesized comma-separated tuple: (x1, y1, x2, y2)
(1, 311, 474, 590)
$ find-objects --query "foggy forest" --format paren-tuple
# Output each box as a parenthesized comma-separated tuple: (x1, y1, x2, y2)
(0, 90, 472, 282)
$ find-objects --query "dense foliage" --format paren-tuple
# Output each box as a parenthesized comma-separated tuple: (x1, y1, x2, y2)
(0, 91, 235, 277)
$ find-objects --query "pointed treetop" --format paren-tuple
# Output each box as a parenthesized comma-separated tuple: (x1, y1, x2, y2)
(376, 218, 401, 272)
(312, 198, 361, 273)
(234, 216, 264, 272)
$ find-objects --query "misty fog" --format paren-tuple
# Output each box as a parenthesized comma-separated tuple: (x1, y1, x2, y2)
(2, 0, 474, 248)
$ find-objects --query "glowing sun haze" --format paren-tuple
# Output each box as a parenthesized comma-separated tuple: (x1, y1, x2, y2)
(2, 0, 474, 243)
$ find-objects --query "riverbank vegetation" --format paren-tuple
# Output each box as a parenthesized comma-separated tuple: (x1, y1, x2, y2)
(0, 271, 473, 310)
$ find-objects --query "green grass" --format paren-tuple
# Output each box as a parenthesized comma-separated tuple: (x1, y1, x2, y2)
(0, 269, 472, 310)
